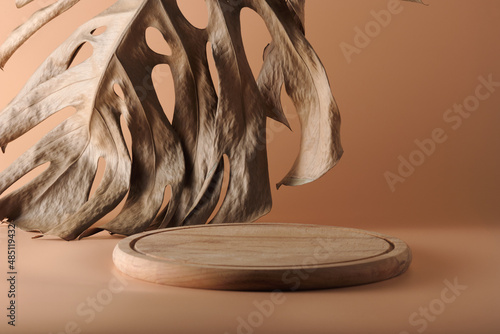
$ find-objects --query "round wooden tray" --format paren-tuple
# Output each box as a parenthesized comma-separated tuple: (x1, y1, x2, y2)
(113, 223, 411, 291)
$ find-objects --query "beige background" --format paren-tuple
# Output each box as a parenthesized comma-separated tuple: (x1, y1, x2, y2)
(0, 1, 499, 333)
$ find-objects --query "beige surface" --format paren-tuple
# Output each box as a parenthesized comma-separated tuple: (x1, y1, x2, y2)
(1, 225, 499, 334)
(113, 223, 410, 290)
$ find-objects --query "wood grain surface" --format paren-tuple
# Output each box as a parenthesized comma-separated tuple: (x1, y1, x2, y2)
(113, 223, 412, 291)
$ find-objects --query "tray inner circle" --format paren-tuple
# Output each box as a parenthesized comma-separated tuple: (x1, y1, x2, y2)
(133, 224, 393, 268)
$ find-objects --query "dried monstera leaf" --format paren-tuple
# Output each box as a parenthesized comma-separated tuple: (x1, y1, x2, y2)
(0, 0, 423, 239)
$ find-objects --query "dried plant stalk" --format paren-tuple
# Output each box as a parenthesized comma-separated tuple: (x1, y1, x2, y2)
(0, 0, 80, 69)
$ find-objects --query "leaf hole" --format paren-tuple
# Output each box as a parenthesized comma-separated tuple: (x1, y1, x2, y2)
(152, 64, 175, 123)
(160, 185, 173, 213)
(208, 154, 230, 223)
(113, 83, 125, 100)
(177, 0, 209, 29)
(240, 8, 272, 81)
(154, 185, 172, 221)
(88, 158, 106, 201)
(0, 162, 50, 198)
(90, 26, 107, 36)
(267, 86, 300, 182)
(145, 27, 172, 56)
(206, 42, 219, 96)
(67, 42, 93, 69)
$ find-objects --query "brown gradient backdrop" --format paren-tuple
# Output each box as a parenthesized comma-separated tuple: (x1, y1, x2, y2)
(1, 0, 499, 230)
(1, 2, 500, 334)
